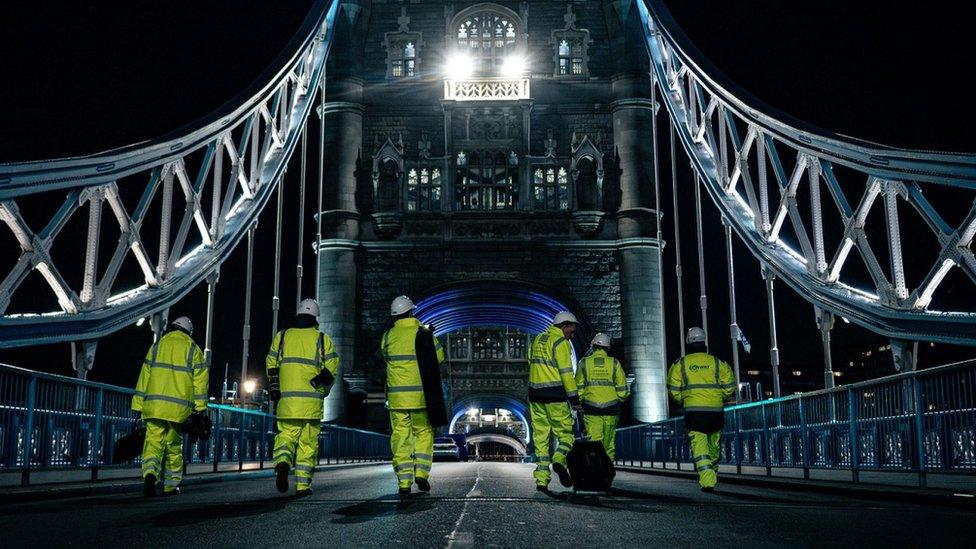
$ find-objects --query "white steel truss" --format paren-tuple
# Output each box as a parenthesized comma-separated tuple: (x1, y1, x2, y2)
(638, 0, 976, 344)
(0, 0, 339, 347)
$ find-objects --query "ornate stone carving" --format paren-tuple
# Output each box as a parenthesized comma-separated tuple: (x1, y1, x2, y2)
(444, 78, 530, 101)
(371, 212, 403, 238)
(572, 210, 605, 237)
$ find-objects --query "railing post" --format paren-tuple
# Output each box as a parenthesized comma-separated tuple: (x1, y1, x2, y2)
(912, 377, 927, 489)
(21, 374, 37, 486)
(238, 410, 245, 472)
(259, 412, 265, 470)
(799, 396, 810, 480)
(212, 408, 221, 473)
(847, 388, 859, 483)
(91, 387, 104, 482)
(761, 402, 771, 477)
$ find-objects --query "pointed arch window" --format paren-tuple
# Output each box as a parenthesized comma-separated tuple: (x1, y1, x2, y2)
(533, 166, 569, 210)
(456, 150, 519, 211)
(407, 166, 441, 211)
(454, 6, 523, 76)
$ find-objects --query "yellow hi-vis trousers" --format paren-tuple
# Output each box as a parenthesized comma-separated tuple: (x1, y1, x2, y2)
(583, 414, 620, 461)
(390, 409, 433, 489)
(142, 419, 183, 492)
(689, 430, 722, 488)
(274, 419, 322, 490)
(530, 401, 574, 486)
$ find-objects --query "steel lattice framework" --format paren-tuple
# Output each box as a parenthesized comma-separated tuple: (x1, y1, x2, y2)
(0, 0, 339, 348)
(638, 0, 976, 345)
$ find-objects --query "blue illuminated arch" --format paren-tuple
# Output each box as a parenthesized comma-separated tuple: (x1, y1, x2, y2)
(449, 394, 531, 443)
(413, 280, 586, 337)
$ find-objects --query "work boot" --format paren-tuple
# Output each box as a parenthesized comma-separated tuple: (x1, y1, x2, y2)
(701, 486, 715, 493)
(536, 485, 549, 494)
(275, 462, 290, 494)
(162, 487, 181, 497)
(143, 474, 157, 497)
(415, 477, 431, 493)
(398, 487, 411, 499)
(296, 487, 313, 497)
(552, 463, 573, 488)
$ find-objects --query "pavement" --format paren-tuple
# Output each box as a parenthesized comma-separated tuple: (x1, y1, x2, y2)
(0, 461, 969, 548)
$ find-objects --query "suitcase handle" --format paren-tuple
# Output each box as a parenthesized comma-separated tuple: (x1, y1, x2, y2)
(572, 408, 588, 441)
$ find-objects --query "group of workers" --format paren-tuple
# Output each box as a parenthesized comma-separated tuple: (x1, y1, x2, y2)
(130, 295, 734, 497)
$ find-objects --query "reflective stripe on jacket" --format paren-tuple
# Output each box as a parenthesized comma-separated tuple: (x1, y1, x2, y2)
(266, 326, 340, 420)
(666, 352, 736, 412)
(132, 330, 208, 423)
(575, 349, 629, 415)
(382, 318, 445, 410)
(527, 326, 578, 402)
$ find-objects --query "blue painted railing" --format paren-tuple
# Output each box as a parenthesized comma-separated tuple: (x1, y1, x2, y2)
(0, 363, 390, 486)
(616, 359, 976, 488)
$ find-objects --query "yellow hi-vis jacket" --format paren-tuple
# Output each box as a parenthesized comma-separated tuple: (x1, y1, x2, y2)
(528, 325, 578, 403)
(667, 352, 736, 412)
(575, 349, 629, 415)
(132, 330, 208, 423)
(381, 317, 445, 410)
(266, 327, 340, 420)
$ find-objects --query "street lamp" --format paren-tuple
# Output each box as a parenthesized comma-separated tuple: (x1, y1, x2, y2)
(243, 379, 257, 406)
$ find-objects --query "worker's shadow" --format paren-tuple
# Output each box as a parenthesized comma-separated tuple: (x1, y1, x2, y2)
(331, 493, 434, 524)
(540, 488, 664, 515)
(151, 495, 295, 527)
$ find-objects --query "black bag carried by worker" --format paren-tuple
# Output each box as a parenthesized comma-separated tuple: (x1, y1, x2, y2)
(416, 323, 448, 428)
(566, 410, 614, 494)
(182, 411, 213, 444)
(112, 425, 146, 464)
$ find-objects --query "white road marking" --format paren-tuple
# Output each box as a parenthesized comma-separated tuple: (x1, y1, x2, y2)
(445, 463, 483, 549)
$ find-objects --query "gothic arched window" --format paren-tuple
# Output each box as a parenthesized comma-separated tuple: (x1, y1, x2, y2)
(456, 150, 518, 211)
(454, 5, 522, 76)
(407, 167, 441, 211)
(533, 166, 569, 210)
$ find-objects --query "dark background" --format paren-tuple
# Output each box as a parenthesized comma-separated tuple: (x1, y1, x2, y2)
(1, 1, 973, 396)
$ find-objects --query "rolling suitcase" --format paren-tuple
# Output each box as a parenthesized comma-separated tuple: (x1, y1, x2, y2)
(566, 409, 614, 494)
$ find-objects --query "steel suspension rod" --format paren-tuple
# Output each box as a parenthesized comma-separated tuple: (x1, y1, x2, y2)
(724, 219, 741, 399)
(296, 125, 307, 310)
(693, 166, 709, 349)
(271, 172, 285, 337)
(670, 125, 686, 356)
(241, 225, 256, 400)
(651, 61, 667, 363)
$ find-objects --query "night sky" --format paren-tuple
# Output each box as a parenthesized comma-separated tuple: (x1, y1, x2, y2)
(1, 1, 973, 393)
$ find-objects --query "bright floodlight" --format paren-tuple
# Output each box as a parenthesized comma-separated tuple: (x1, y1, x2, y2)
(445, 53, 474, 79)
(243, 379, 257, 394)
(500, 55, 526, 77)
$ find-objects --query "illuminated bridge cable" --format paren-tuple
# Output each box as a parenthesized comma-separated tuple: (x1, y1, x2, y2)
(693, 167, 709, 349)
(671, 124, 687, 357)
(272, 172, 285, 337)
(296, 124, 307, 311)
(651, 56, 668, 365)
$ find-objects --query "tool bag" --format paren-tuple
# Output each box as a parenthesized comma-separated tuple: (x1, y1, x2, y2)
(566, 409, 614, 494)
(416, 324, 448, 428)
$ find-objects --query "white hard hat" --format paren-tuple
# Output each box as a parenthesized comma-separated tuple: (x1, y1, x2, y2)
(553, 311, 578, 326)
(297, 298, 319, 318)
(390, 295, 415, 316)
(591, 333, 611, 348)
(686, 327, 706, 345)
(171, 316, 194, 335)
